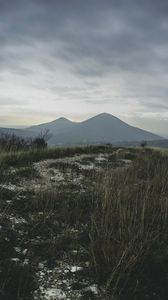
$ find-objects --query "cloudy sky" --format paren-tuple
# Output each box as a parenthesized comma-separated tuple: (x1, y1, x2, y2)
(0, 0, 168, 135)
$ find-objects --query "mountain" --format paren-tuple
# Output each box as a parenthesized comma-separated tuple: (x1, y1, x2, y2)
(28, 117, 76, 135)
(49, 113, 161, 146)
(0, 113, 163, 146)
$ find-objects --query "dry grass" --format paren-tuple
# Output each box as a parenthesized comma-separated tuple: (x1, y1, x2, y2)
(1, 147, 168, 299)
(89, 151, 168, 298)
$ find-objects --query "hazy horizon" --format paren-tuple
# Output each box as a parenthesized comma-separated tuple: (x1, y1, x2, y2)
(0, 0, 168, 136)
(0, 112, 167, 138)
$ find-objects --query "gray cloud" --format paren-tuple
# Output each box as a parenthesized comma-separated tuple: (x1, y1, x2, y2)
(0, 0, 168, 132)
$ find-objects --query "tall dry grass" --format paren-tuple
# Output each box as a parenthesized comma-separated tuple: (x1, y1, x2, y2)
(0, 144, 114, 167)
(1, 146, 168, 299)
(89, 151, 168, 298)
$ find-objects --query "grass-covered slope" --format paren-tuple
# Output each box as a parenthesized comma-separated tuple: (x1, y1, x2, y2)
(0, 146, 168, 299)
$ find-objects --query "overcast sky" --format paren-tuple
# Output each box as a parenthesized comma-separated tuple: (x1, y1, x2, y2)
(0, 0, 168, 135)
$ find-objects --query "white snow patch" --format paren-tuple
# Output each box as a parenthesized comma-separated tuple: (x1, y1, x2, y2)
(11, 258, 20, 262)
(14, 246, 21, 253)
(0, 184, 16, 191)
(95, 154, 107, 162)
(10, 216, 27, 224)
(38, 262, 45, 269)
(23, 258, 29, 265)
(44, 288, 66, 299)
(70, 266, 83, 273)
(83, 284, 98, 295)
(119, 159, 132, 164)
(22, 249, 28, 255)
(75, 162, 95, 170)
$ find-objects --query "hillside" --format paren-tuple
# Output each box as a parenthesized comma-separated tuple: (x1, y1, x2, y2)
(1, 146, 168, 299)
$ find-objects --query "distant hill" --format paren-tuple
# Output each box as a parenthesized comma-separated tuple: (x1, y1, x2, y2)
(0, 127, 34, 138)
(115, 139, 168, 148)
(0, 113, 164, 146)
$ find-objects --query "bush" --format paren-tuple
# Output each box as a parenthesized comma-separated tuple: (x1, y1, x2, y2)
(31, 137, 47, 150)
(0, 133, 30, 151)
(0, 132, 48, 153)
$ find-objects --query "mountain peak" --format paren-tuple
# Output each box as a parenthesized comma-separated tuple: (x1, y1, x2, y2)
(98, 112, 112, 117)
(84, 112, 120, 123)
(27, 116, 75, 134)
(56, 117, 70, 122)
(92, 113, 118, 120)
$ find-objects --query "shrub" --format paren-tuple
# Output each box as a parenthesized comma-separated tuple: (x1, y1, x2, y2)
(31, 137, 47, 150)
(140, 141, 147, 148)
(0, 133, 30, 151)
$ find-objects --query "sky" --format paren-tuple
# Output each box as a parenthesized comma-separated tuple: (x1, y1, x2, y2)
(0, 0, 168, 136)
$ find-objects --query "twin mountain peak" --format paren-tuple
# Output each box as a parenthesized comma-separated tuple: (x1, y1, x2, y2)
(0, 113, 162, 146)
(27, 113, 161, 146)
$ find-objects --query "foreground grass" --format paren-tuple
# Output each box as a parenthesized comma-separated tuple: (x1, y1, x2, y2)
(0, 145, 114, 168)
(0, 146, 168, 299)
(89, 151, 168, 299)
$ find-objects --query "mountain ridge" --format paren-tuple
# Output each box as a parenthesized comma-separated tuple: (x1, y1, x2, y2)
(0, 113, 163, 146)
(49, 113, 161, 146)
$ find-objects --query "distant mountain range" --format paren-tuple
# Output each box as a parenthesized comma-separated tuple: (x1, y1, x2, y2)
(0, 113, 166, 147)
